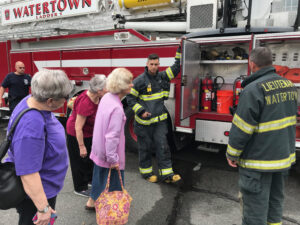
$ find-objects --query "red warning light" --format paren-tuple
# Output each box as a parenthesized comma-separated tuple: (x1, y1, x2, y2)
(224, 131, 230, 136)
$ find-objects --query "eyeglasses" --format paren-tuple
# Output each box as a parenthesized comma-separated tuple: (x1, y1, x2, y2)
(51, 96, 69, 101)
(18, 67, 25, 69)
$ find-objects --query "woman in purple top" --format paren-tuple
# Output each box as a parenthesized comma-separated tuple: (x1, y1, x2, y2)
(66, 75, 107, 197)
(5, 70, 72, 225)
(86, 68, 133, 209)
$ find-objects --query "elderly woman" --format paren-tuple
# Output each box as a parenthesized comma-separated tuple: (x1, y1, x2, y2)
(5, 70, 72, 225)
(85, 68, 133, 210)
(66, 75, 107, 198)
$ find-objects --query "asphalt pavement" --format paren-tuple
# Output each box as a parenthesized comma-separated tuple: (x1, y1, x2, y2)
(1, 121, 300, 225)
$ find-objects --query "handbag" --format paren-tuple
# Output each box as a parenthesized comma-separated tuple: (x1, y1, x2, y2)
(0, 108, 45, 210)
(67, 96, 77, 110)
(95, 168, 132, 225)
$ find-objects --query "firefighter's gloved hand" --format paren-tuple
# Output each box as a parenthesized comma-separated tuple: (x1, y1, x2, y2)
(175, 45, 181, 59)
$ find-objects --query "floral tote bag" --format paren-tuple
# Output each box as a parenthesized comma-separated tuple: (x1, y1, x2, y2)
(95, 168, 132, 225)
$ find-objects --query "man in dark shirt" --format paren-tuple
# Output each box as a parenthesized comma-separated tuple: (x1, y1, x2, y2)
(0, 61, 31, 113)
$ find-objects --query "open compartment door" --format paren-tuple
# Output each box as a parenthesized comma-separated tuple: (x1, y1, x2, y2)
(180, 39, 200, 119)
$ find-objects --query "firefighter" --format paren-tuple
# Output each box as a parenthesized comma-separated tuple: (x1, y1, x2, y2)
(127, 46, 181, 183)
(226, 47, 297, 225)
(0, 61, 31, 114)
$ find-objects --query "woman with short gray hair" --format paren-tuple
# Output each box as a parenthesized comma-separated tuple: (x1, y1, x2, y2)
(31, 69, 73, 102)
(5, 69, 72, 225)
(89, 74, 106, 93)
(66, 74, 107, 201)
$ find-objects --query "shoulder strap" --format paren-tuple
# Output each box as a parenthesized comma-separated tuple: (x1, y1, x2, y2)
(0, 108, 46, 161)
(7, 108, 45, 141)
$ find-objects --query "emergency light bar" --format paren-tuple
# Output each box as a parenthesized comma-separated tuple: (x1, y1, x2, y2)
(114, 32, 131, 41)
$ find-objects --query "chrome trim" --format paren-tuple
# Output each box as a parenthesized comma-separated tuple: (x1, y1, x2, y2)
(175, 126, 193, 133)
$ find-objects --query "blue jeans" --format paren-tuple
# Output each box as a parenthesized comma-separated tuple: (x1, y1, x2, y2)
(91, 164, 124, 201)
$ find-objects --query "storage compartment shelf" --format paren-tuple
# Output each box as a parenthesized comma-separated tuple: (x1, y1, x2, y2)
(201, 60, 248, 64)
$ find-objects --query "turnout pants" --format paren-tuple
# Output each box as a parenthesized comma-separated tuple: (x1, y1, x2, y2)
(135, 120, 174, 179)
(67, 134, 93, 192)
(239, 168, 288, 225)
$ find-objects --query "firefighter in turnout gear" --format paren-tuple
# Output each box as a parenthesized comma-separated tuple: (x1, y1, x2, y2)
(226, 47, 297, 225)
(127, 46, 181, 183)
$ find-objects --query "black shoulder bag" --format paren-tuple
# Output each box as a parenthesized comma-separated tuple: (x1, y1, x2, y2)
(0, 108, 45, 210)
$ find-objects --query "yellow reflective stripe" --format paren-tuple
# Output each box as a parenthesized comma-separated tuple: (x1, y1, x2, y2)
(135, 113, 168, 125)
(267, 222, 282, 225)
(239, 153, 296, 170)
(135, 115, 158, 125)
(166, 67, 174, 80)
(130, 88, 139, 97)
(175, 52, 181, 59)
(226, 144, 243, 157)
(159, 113, 168, 121)
(159, 168, 173, 175)
(163, 91, 169, 98)
(139, 167, 153, 174)
(132, 103, 142, 113)
(139, 91, 169, 101)
(255, 115, 296, 133)
(232, 114, 256, 135)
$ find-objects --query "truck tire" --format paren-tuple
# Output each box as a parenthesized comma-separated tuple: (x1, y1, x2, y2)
(125, 107, 138, 153)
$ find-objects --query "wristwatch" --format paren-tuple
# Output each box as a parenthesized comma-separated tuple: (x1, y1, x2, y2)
(38, 204, 50, 213)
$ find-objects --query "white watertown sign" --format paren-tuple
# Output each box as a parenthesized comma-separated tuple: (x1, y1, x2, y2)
(1, 0, 99, 26)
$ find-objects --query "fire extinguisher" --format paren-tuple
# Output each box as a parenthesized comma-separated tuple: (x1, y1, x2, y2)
(211, 76, 225, 112)
(200, 75, 213, 112)
(230, 75, 245, 115)
(233, 75, 245, 107)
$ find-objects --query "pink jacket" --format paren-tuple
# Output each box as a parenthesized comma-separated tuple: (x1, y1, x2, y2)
(90, 93, 126, 170)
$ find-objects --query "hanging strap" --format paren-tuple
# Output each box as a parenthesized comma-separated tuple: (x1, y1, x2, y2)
(104, 168, 124, 193)
(7, 108, 45, 139)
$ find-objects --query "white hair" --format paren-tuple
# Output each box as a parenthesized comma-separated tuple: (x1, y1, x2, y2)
(88, 74, 106, 93)
(106, 68, 133, 94)
(31, 69, 73, 102)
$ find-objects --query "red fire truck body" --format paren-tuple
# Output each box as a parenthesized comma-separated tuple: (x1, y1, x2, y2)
(0, 29, 184, 151)
(0, 29, 178, 115)
(1, 28, 300, 152)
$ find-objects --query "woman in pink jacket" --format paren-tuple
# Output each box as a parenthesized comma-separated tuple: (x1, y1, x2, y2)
(86, 68, 133, 209)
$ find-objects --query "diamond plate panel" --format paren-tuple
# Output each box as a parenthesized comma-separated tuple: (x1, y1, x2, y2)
(190, 4, 213, 29)
(195, 120, 232, 144)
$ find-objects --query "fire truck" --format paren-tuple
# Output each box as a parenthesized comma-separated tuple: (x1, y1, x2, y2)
(0, 0, 300, 152)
